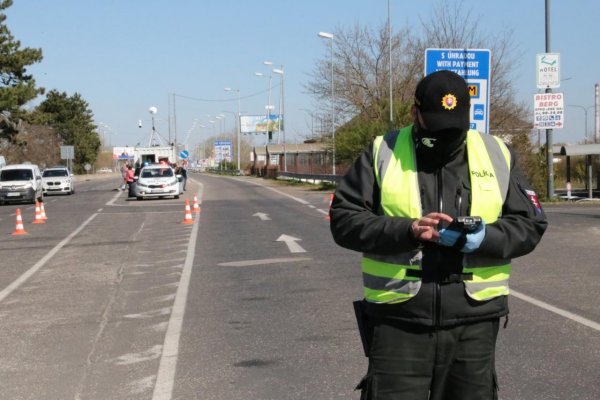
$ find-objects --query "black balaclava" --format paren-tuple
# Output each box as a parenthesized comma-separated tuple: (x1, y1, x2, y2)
(412, 70, 470, 167)
(413, 119, 467, 167)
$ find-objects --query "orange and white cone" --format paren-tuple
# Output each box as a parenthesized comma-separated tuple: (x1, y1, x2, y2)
(12, 208, 28, 235)
(192, 194, 201, 213)
(39, 201, 48, 220)
(181, 199, 194, 224)
(32, 201, 45, 224)
(325, 193, 334, 221)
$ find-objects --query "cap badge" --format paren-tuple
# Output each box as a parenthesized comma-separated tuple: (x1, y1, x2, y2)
(441, 94, 457, 110)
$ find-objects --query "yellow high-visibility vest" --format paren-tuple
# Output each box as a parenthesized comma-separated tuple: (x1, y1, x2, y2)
(363, 126, 512, 303)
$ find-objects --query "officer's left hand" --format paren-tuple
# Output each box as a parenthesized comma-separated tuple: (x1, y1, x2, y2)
(461, 220, 486, 253)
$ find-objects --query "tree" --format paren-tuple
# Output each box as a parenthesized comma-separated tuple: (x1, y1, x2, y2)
(35, 90, 100, 173)
(0, 0, 44, 142)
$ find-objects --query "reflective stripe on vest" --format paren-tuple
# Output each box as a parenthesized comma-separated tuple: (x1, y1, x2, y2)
(363, 126, 512, 303)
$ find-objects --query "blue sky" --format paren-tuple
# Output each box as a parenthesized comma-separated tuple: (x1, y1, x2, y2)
(6, 0, 600, 149)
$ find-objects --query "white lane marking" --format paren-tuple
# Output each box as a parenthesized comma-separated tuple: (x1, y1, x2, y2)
(113, 345, 163, 365)
(219, 257, 313, 267)
(0, 213, 98, 304)
(238, 178, 310, 204)
(152, 182, 202, 400)
(105, 191, 122, 206)
(511, 289, 600, 332)
(276, 234, 306, 253)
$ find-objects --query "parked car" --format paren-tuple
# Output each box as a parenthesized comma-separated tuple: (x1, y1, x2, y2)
(0, 163, 44, 204)
(97, 167, 112, 173)
(132, 164, 180, 200)
(42, 166, 74, 195)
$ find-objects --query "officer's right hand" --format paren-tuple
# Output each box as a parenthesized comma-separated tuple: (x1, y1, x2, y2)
(410, 212, 453, 242)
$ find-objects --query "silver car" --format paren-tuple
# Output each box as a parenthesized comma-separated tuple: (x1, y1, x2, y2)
(132, 164, 180, 200)
(42, 167, 74, 195)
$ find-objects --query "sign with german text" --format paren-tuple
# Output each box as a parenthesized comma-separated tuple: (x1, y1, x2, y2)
(533, 92, 564, 129)
(425, 48, 491, 134)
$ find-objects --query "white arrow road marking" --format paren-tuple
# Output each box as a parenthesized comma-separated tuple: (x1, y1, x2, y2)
(276, 234, 306, 253)
(253, 212, 271, 221)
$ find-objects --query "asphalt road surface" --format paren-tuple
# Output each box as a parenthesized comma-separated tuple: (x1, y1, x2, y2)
(0, 173, 598, 400)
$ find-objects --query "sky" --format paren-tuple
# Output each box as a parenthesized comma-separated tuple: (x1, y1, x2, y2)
(5, 0, 600, 150)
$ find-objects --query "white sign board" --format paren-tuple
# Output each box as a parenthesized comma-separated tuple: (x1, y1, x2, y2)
(533, 92, 564, 129)
(213, 140, 232, 163)
(60, 145, 74, 160)
(425, 48, 491, 134)
(536, 53, 560, 89)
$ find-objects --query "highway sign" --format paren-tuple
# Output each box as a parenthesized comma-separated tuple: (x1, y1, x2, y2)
(533, 92, 564, 129)
(214, 140, 232, 163)
(425, 48, 491, 134)
(536, 53, 560, 89)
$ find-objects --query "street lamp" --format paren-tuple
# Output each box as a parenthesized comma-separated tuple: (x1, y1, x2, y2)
(568, 104, 595, 143)
(271, 67, 286, 172)
(149, 106, 158, 146)
(318, 31, 335, 175)
(255, 71, 273, 145)
(224, 87, 241, 171)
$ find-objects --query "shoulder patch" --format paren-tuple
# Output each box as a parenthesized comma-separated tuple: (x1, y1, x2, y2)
(525, 189, 542, 215)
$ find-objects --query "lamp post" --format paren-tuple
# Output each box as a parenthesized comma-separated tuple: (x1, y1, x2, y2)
(149, 106, 158, 146)
(255, 71, 273, 145)
(318, 31, 335, 175)
(388, 0, 393, 125)
(568, 104, 595, 143)
(224, 87, 241, 171)
(271, 67, 286, 172)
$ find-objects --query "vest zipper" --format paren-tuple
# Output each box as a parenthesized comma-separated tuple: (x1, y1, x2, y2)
(435, 168, 443, 328)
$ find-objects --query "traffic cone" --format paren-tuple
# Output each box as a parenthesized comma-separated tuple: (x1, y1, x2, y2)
(32, 201, 45, 224)
(12, 209, 28, 235)
(181, 199, 194, 224)
(325, 193, 334, 221)
(192, 194, 201, 213)
(39, 201, 48, 220)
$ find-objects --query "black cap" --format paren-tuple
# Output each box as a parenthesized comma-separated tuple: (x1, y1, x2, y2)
(414, 70, 470, 132)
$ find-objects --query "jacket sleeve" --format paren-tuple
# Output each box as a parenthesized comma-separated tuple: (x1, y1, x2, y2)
(329, 142, 419, 254)
(478, 147, 548, 258)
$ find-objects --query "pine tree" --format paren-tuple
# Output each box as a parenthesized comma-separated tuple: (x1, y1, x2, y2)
(0, 0, 44, 141)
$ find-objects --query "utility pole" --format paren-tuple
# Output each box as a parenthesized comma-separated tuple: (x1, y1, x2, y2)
(545, 0, 554, 200)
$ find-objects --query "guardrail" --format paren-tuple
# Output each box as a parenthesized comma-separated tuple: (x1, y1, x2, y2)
(277, 171, 342, 185)
(191, 168, 342, 185)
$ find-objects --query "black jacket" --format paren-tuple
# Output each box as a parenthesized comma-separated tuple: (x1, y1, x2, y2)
(330, 129, 548, 327)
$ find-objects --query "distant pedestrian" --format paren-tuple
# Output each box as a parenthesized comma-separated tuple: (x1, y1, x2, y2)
(119, 163, 128, 190)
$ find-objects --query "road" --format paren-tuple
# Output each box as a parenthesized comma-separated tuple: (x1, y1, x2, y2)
(0, 173, 598, 400)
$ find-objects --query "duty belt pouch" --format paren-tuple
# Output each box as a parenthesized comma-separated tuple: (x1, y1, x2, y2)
(353, 300, 371, 357)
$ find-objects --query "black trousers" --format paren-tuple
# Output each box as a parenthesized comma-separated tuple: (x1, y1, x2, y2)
(358, 318, 499, 400)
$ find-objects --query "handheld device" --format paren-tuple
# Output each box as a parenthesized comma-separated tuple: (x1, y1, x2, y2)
(446, 216, 482, 233)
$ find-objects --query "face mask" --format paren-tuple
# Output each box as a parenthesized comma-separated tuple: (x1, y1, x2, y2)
(414, 121, 467, 162)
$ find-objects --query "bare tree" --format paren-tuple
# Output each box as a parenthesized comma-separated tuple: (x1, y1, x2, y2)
(306, 1, 542, 192)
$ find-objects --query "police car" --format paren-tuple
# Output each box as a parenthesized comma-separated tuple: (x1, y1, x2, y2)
(131, 164, 181, 200)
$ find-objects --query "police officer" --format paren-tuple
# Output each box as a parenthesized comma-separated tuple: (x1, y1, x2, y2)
(329, 70, 547, 400)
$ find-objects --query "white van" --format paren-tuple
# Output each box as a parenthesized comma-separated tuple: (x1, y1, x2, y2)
(0, 163, 44, 205)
